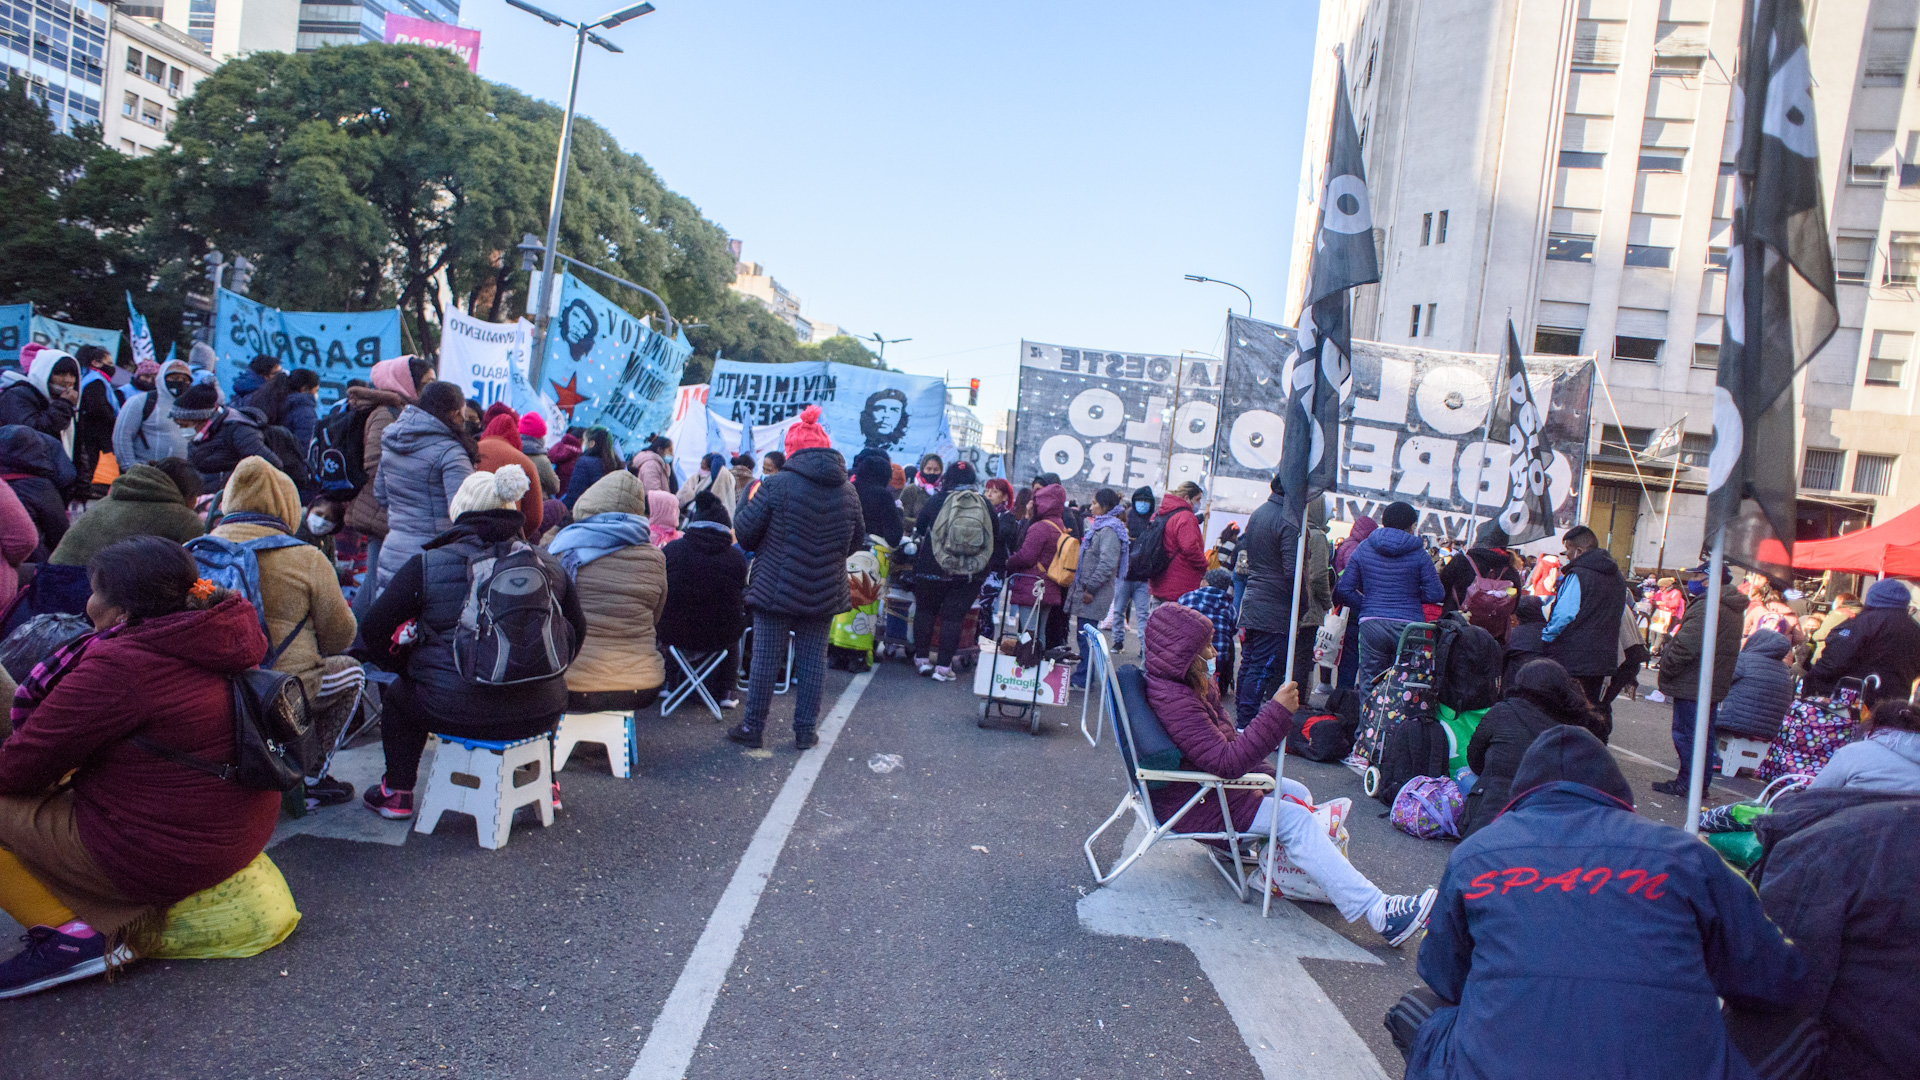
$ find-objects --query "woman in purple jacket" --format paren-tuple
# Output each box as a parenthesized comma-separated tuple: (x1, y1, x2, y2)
(1142, 603, 1437, 946)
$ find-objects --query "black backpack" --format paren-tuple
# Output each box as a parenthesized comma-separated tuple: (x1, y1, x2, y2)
(131, 667, 313, 792)
(1367, 710, 1449, 808)
(1125, 508, 1188, 582)
(1434, 615, 1503, 711)
(260, 422, 313, 496)
(450, 542, 573, 686)
(309, 401, 376, 500)
(1285, 713, 1356, 762)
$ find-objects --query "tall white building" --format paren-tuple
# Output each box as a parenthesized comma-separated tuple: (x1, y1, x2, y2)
(1291, 0, 1920, 572)
(157, 0, 297, 58)
(104, 11, 216, 156)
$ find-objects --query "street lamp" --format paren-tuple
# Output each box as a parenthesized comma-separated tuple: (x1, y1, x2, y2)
(508, 0, 657, 384)
(863, 332, 909, 365)
(1183, 274, 1253, 317)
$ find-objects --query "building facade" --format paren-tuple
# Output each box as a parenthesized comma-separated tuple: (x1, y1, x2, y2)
(103, 11, 215, 155)
(1291, 0, 1920, 573)
(730, 257, 813, 341)
(157, 0, 296, 58)
(2, 0, 110, 133)
(296, 0, 458, 53)
(946, 403, 983, 450)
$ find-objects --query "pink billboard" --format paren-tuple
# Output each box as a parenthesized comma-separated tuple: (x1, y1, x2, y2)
(383, 13, 481, 73)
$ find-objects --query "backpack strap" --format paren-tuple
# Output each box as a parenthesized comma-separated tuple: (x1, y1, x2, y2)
(262, 612, 310, 670)
(127, 734, 237, 782)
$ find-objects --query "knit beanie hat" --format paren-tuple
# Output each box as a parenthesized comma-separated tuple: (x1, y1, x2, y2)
(171, 381, 220, 422)
(518, 412, 548, 439)
(1204, 567, 1233, 590)
(1381, 501, 1419, 531)
(135, 360, 161, 380)
(783, 404, 832, 453)
(448, 465, 531, 519)
(1865, 578, 1913, 609)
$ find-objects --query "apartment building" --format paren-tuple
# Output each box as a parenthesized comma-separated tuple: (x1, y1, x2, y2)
(296, 0, 458, 52)
(1290, 0, 1920, 573)
(1, 0, 110, 132)
(104, 9, 215, 155)
(156, 0, 296, 58)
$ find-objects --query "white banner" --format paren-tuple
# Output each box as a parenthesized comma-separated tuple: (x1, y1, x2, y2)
(438, 309, 559, 444)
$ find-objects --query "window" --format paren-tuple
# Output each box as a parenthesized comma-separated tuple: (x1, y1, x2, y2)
(1867, 330, 1911, 385)
(1853, 454, 1896, 496)
(1625, 244, 1673, 268)
(121, 90, 137, 117)
(1614, 336, 1663, 362)
(140, 98, 163, 128)
(1364, 41, 1376, 88)
(124, 46, 141, 73)
(1653, 21, 1709, 74)
(1705, 247, 1729, 270)
(1864, 28, 1914, 85)
(1559, 150, 1606, 169)
(1852, 130, 1896, 184)
(1358, 114, 1369, 150)
(1600, 425, 1653, 460)
(118, 138, 136, 153)
(1639, 153, 1686, 172)
(1426, 303, 1437, 336)
(1887, 233, 1920, 285)
(1436, 210, 1448, 243)
(1535, 327, 1583, 355)
(1679, 433, 1712, 466)
(1421, 212, 1432, 245)
(1409, 304, 1422, 337)
(1693, 343, 1719, 368)
(144, 55, 165, 84)
(1801, 448, 1844, 491)
(1547, 234, 1596, 262)
(169, 67, 182, 95)
(1653, 54, 1705, 76)
(1573, 19, 1626, 68)
(1835, 236, 1873, 282)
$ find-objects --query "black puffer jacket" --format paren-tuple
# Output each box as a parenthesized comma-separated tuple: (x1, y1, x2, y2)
(733, 446, 865, 618)
(361, 509, 586, 728)
(1238, 490, 1300, 634)
(1460, 696, 1597, 838)
(189, 406, 283, 493)
(851, 448, 903, 548)
(1717, 629, 1795, 740)
(0, 425, 70, 555)
(658, 523, 749, 652)
(1545, 547, 1628, 677)
(1804, 604, 1920, 702)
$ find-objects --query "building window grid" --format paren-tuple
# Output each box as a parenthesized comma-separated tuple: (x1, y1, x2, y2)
(1693, 343, 1719, 369)
(1801, 449, 1844, 491)
(1409, 304, 1421, 337)
(1866, 329, 1911, 386)
(1886, 234, 1920, 286)
(1853, 454, 1896, 497)
(1535, 327, 1584, 356)
(1436, 210, 1447, 243)
(1425, 303, 1436, 336)
(1421, 213, 1431, 246)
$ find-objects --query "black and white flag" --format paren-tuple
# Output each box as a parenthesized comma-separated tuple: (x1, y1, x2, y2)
(1489, 320, 1555, 546)
(1285, 56, 1379, 523)
(1641, 417, 1687, 461)
(1710, 0, 1838, 581)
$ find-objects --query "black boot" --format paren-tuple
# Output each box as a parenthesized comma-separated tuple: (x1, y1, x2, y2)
(794, 727, 819, 750)
(726, 724, 764, 749)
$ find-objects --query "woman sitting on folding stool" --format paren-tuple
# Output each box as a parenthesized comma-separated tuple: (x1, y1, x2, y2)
(657, 491, 748, 711)
(548, 468, 666, 713)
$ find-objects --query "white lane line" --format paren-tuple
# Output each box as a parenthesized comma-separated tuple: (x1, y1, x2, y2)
(629, 671, 873, 1080)
(1609, 744, 1678, 774)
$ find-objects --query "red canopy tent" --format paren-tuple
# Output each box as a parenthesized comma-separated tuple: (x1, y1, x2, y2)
(1790, 504, 1920, 576)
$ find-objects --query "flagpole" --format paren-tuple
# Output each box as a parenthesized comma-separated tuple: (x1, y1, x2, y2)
(1654, 454, 1684, 577)
(1280, 511, 1311, 687)
(1684, 527, 1725, 835)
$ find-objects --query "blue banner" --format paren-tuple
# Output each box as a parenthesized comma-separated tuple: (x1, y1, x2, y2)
(30, 315, 121, 362)
(213, 288, 402, 406)
(0, 305, 27, 367)
(707, 359, 951, 467)
(537, 273, 691, 456)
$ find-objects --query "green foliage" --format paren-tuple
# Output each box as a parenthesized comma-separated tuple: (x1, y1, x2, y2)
(681, 293, 809, 383)
(806, 334, 883, 370)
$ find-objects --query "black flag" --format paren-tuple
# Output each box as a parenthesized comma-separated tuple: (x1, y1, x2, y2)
(1488, 320, 1555, 546)
(1286, 57, 1379, 522)
(1709, 0, 1838, 581)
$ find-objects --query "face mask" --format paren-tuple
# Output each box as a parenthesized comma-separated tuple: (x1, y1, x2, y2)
(1204, 656, 1216, 676)
(1134, 500, 1152, 516)
(1686, 580, 1706, 597)
(307, 511, 336, 536)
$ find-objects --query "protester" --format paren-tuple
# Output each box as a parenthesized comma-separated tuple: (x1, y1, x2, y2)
(675, 451, 739, 527)
(343, 356, 433, 616)
(1329, 512, 1377, 691)
(1648, 577, 1685, 666)
(850, 448, 903, 548)
(1066, 488, 1127, 689)
(1104, 485, 1157, 652)
(359, 467, 583, 818)
(910, 462, 990, 681)
(979, 476, 1019, 615)
(1803, 578, 1920, 705)
(0, 348, 79, 451)
(0, 481, 35, 614)
(727, 454, 754, 506)
(1651, 563, 1744, 799)
(371, 381, 476, 595)
(1389, 725, 1805, 1077)
(658, 492, 748, 711)
(1296, 501, 1334, 693)
(900, 453, 940, 522)
(729, 406, 865, 750)
(1805, 697, 1920, 792)
(1335, 501, 1443, 689)
(562, 427, 621, 508)
(1714, 628, 1795, 749)
(1177, 569, 1239, 700)
(1458, 659, 1607, 838)
(233, 354, 279, 401)
(1540, 526, 1629, 705)
(1142, 604, 1436, 945)
(111, 358, 193, 469)
(1438, 522, 1525, 611)
(548, 469, 666, 712)
(48, 462, 205, 567)
(248, 368, 320, 451)
(1501, 596, 1549, 688)
(631, 435, 673, 494)
(1005, 479, 1069, 652)
(646, 489, 681, 547)
(477, 414, 545, 540)
(172, 383, 282, 494)
(70, 344, 121, 499)
(1808, 591, 1861, 665)
(1210, 522, 1240, 576)
(0, 537, 277, 997)
(0, 425, 72, 556)
(547, 428, 583, 494)
(1234, 475, 1299, 725)
(1147, 481, 1208, 604)
(1741, 580, 1804, 647)
(209, 457, 361, 807)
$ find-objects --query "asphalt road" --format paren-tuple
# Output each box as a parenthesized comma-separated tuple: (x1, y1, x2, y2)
(0, 650, 1750, 1079)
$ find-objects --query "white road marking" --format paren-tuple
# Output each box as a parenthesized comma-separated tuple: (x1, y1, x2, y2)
(1078, 827, 1389, 1080)
(1608, 744, 1677, 774)
(629, 671, 873, 1080)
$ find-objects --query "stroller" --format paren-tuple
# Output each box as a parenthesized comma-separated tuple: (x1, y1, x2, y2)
(973, 583, 1072, 735)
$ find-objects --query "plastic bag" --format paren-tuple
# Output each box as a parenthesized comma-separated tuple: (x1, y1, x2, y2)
(0, 613, 94, 682)
(1260, 796, 1353, 904)
(150, 853, 302, 960)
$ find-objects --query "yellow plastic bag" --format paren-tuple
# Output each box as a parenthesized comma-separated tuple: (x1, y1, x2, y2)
(150, 853, 301, 960)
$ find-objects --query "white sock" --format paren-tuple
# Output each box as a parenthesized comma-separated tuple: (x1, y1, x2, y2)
(1365, 895, 1390, 932)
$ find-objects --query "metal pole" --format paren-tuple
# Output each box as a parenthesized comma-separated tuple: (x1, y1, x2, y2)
(1654, 460, 1682, 577)
(529, 22, 590, 387)
(1280, 516, 1311, 686)
(1684, 527, 1725, 835)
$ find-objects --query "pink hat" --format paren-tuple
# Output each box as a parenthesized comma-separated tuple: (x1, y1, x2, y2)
(518, 412, 547, 438)
(783, 404, 832, 453)
(17, 343, 43, 370)
(135, 360, 161, 378)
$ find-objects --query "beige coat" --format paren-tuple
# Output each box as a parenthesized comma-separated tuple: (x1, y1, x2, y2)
(213, 457, 358, 699)
(560, 470, 667, 693)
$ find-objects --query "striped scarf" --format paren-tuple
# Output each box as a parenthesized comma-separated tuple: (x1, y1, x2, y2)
(11, 624, 118, 731)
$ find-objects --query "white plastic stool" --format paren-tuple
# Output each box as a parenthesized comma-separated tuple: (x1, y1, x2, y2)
(1716, 735, 1771, 778)
(414, 734, 554, 849)
(553, 712, 636, 778)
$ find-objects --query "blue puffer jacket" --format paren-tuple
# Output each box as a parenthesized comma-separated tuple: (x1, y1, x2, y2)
(1333, 525, 1443, 622)
(1408, 725, 1805, 1080)
(1717, 629, 1795, 740)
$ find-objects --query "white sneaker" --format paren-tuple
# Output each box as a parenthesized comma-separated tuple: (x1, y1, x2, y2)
(719, 698, 741, 710)
(931, 666, 957, 682)
(1647, 690, 1666, 703)
(915, 659, 934, 675)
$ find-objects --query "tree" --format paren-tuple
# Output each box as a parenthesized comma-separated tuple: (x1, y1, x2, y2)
(806, 334, 883, 370)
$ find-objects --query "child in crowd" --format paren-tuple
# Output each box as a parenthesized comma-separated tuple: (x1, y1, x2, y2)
(1178, 568, 1240, 700)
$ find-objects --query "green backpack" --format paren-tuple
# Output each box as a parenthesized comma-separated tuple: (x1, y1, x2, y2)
(930, 489, 994, 576)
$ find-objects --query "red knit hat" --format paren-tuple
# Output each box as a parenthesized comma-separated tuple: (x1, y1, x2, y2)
(784, 404, 832, 453)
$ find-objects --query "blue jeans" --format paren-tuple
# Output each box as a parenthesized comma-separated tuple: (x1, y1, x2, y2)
(1670, 698, 1720, 787)
(1357, 618, 1409, 690)
(1336, 612, 1360, 690)
(1108, 579, 1151, 646)
(1236, 628, 1289, 727)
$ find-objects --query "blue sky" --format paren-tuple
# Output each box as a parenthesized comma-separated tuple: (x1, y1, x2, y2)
(466, 0, 1319, 429)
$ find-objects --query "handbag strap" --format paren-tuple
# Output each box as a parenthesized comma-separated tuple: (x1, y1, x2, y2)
(127, 734, 237, 782)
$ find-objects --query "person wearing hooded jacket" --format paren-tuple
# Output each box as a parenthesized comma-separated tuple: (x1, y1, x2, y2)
(547, 429, 583, 494)
(69, 345, 122, 499)
(0, 424, 74, 559)
(171, 383, 282, 494)
(1104, 486, 1158, 652)
(1459, 659, 1608, 838)
(1066, 488, 1126, 689)
(1803, 578, 1920, 704)
(1654, 565, 1746, 799)
(1235, 475, 1301, 725)
(1005, 481, 1070, 652)
(515, 412, 560, 497)
(477, 413, 545, 540)
(0, 348, 79, 452)
(359, 467, 585, 819)
(1147, 482, 1208, 602)
(850, 448, 903, 548)
(1142, 603, 1437, 946)
(371, 381, 475, 595)
(631, 435, 674, 495)
(1541, 526, 1630, 702)
(910, 462, 988, 680)
(1714, 629, 1795, 743)
(1439, 521, 1526, 611)
(659, 492, 748, 710)
(549, 469, 666, 711)
(112, 358, 193, 469)
(729, 405, 865, 750)
(49, 462, 204, 567)
(1336, 501, 1444, 688)
(1330, 513, 1377, 690)
(1391, 725, 1805, 1079)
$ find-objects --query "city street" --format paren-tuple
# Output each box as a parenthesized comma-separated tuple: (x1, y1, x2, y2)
(0, 650, 1756, 1080)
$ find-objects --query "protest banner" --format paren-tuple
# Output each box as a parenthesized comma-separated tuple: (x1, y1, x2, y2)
(1210, 314, 1595, 541)
(706, 359, 951, 468)
(437, 308, 560, 440)
(538, 273, 691, 457)
(30, 315, 121, 362)
(0, 305, 28, 366)
(1012, 340, 1222, 505)
(383, 13, 481, 72)
(213, 288, 402, 406)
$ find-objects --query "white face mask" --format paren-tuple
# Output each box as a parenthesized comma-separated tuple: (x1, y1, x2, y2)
(306, 511, 336, 536)
(1203, 655, 1216, 676)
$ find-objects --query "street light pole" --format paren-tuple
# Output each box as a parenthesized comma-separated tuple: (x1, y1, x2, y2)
(1183, 274, 1253, 317)
(864, 333, 909, 366)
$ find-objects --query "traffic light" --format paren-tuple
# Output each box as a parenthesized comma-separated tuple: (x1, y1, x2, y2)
(229, 256, 255, 296)
(968, 378, 979, 406)
(202, 250, 224, 290)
